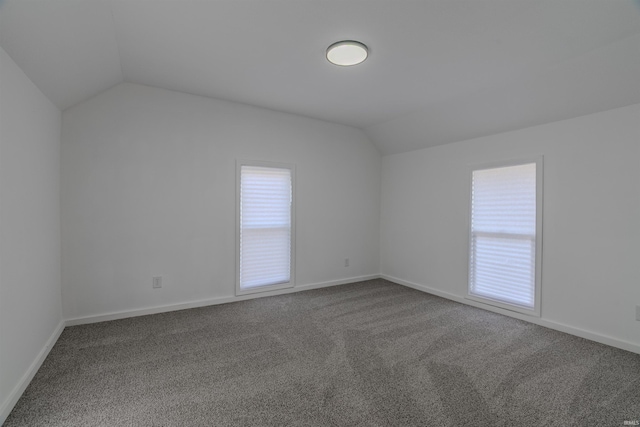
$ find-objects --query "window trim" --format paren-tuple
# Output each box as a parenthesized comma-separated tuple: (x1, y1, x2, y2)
(235, 159, 296, 296)
(466, 156, 544, 317)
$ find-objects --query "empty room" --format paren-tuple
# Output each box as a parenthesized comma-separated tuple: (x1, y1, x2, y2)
(1, 0, 639, 425)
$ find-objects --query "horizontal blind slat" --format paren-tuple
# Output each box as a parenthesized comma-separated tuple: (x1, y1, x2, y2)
(240, 165, 292, 289)
(470, 162, 537, 309)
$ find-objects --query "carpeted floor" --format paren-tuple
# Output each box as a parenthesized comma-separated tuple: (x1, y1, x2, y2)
(5, 279, 640, 426)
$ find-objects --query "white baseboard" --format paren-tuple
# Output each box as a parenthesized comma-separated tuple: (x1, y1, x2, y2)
(65, 274, 381, 326)
(381, 274, 640, 355)
(0, 320, 65, 425)
(1, 275, 380, 423)
(3, 274, 637, 425)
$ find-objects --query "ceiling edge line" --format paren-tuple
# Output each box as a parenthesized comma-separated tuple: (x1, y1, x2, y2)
(108, 0, 126, 83)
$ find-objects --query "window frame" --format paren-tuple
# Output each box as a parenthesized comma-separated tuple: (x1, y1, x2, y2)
(466, 156, 543, 317)
(235, 159, 296, 296)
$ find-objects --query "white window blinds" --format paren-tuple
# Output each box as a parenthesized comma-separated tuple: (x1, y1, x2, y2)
(469, 162, 538, 309)
(239, 165, 292, 290)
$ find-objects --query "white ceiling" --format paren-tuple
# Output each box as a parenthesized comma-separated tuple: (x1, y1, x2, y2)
(1, 0, 639, 155)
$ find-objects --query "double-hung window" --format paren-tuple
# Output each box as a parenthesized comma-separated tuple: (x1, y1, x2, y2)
(236, 161, 295, 295)
(468, 158, 543, 316)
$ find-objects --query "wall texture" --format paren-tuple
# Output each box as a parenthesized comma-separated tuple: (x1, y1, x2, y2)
(0, 46, 63, 421)
(61, 82, 381, 320)
(381, 103, 640, 349)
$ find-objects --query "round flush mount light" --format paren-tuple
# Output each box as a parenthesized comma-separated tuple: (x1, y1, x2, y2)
(326, 40, 368, 66)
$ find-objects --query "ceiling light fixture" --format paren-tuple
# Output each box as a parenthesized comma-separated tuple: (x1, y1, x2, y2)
(326, 40, 368, 66)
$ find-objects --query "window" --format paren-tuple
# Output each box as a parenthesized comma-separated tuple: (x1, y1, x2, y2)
(468, 158, 543, 315)
(236, 161, 295, 295)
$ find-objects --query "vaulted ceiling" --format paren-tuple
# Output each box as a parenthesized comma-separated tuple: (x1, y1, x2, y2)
(1, 0, 639, 154)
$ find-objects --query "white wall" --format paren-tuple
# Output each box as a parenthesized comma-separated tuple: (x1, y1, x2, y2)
(61, 82, 381, 320)
(381, 103, 640, 349)
(0, 47, 63, 421)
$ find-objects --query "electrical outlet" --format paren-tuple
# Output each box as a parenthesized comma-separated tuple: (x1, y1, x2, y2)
(344, 258, 349, 267)
(152, 276, 162, 289)
(636, 305, 640, 321)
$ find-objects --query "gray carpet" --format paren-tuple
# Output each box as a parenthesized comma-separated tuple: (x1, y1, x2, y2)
(5, 279, 640, 426)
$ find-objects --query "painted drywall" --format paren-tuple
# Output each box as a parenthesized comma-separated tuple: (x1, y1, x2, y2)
(365, 34, 640, 155)
(61, 82, 381, 320)
(0, 46, 63, 421)
(381, 103, 640, 347)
